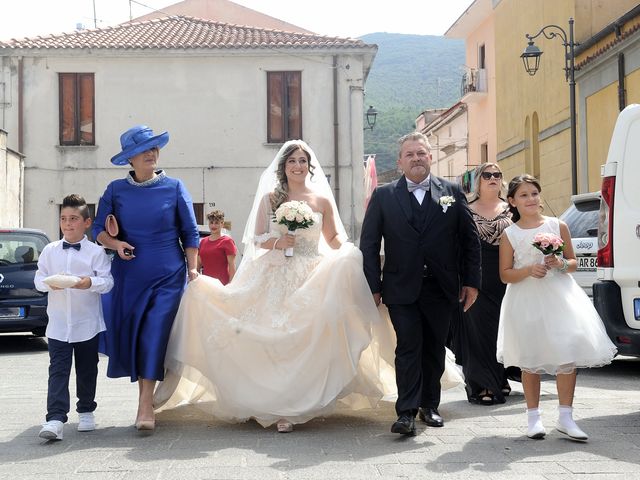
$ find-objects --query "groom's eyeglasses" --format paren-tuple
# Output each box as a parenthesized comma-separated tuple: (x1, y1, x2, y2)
(481, 171, 503, 180)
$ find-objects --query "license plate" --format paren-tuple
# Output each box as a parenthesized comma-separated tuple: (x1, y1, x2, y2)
(0, 307, 25, 318)
(577, 256, 597, 271)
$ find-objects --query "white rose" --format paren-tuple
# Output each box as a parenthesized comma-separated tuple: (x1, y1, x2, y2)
(295, 214, 303, 222)
(285, 212, 295, 221)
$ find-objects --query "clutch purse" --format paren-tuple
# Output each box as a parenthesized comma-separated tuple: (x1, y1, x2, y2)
(105, 214, 120, 238)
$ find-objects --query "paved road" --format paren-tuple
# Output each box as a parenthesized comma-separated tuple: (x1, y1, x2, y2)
(1, 334, 639, 479)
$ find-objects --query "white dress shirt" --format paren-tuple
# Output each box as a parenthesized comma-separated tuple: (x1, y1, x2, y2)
(407, 174, 431, 205)
(34, 236, 113, 343)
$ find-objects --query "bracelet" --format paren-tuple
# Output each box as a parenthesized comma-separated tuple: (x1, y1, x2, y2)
(272, 238, 279, 251)
(558, 257, 569, 273)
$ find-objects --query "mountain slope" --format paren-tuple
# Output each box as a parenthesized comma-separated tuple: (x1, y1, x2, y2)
(360, 33, 465, 172)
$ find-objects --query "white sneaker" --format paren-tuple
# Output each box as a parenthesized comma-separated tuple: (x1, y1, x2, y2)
(77, 412, 95, 432)
(39, 420, 64, 440)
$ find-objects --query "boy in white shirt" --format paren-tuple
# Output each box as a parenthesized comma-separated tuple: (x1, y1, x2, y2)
(34, 194, 113, 440)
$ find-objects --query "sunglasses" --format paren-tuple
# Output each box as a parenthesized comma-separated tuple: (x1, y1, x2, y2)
(481, 171, 503, 180)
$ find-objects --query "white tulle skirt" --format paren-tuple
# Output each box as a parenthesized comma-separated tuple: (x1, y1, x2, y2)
(154, 243, 463, 427)
(154, 244, 393, 426)
(497, 270, 617, 375)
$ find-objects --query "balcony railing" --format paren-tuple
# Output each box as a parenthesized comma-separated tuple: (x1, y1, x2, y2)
(460, 68, 488, 99)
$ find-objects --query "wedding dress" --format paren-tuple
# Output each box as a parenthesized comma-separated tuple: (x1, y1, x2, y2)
(154, 140, 462, 427)
(154, 213, 398, 426)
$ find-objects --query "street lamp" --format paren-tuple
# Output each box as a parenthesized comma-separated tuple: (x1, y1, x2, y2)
(520, 18, 578, 195)
(364, 105, 378, 131)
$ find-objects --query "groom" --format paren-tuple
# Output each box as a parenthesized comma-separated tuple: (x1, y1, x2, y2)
(360, 132, 481, 436)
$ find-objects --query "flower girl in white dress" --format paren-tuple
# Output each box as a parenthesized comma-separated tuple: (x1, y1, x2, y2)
(497, 175, 616, 442)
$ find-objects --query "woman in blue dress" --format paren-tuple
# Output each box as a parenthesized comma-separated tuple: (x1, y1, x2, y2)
(94, 125, 199, 432)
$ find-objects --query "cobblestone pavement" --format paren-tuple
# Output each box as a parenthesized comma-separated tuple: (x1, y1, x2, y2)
(1, 334, 639, 479)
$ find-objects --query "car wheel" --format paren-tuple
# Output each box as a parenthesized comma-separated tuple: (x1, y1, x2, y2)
(32, 327, 46, 337)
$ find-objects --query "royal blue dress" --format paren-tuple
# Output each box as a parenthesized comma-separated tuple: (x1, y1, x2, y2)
(93, 171, 199, 381)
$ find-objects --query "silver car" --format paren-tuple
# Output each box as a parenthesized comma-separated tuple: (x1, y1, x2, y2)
(559, 192, 600, 299)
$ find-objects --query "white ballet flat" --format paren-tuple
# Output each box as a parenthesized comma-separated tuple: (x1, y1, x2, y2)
(527, 422, 546, 439)
(556, 422, 588, 442)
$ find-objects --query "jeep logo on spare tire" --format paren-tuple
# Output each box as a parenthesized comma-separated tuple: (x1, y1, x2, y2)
(576, 240, 594, 249)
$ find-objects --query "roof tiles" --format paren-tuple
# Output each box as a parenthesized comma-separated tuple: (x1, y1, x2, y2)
(0, 16, 369, 50)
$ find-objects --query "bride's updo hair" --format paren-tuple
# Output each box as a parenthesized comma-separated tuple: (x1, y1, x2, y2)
(270, 142, 315, 211)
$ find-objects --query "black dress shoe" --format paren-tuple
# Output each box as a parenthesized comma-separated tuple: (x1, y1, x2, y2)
(391, 414, 416, 436)
(418, 407, 444, 427)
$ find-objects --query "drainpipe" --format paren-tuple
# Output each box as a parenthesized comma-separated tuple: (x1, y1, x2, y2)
(465, 108, 469, 172)
(19, 154, 24, 227)
(333, 55, 339, 211)
(18, 57, 23, 152)
(349, 84, 365, 240)
(1, 57, 5, 129)
(431, 133, 440, 176)
(617, 53, 626, 111)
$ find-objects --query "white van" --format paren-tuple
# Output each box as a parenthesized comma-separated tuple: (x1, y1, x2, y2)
(594, 103, 640, 357)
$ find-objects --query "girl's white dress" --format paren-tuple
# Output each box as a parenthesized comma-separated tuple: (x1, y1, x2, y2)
(497, 216, 617, 374)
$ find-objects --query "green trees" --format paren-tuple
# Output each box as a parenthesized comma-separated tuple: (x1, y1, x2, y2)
(361, 33, 464, 172)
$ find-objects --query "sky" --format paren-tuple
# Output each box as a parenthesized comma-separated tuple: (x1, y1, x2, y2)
(0, 0, 474, 40)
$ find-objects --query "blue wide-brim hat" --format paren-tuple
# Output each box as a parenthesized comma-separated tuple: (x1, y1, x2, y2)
(110, 125, 169, 166)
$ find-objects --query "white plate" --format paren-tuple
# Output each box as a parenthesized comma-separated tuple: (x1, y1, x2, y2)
(43, 274, 81, 288)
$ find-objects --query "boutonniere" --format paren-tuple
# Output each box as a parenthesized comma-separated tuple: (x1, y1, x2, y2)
(439, 196, 456, 213)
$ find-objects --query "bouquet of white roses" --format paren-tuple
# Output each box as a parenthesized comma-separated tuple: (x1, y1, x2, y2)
(274, 200, 315, 257)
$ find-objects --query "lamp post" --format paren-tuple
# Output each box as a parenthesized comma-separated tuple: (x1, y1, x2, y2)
(364, 105, 378, 131)
(521, 18, 578, 195)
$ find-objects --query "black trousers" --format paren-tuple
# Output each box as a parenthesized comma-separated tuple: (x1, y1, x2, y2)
(46, 335, 99, 422)
(388, 277, 456, 416)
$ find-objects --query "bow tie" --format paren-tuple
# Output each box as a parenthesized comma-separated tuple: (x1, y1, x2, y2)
(407, 179, 430, 193)
(62, 241, 81, 251)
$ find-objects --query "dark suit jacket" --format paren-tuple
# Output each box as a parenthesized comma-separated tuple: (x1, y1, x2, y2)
(360, 175, 481, 305)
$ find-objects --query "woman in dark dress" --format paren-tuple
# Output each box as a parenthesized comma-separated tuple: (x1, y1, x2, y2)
(459, 163, 517, 405)
(94, 125, 199, 431)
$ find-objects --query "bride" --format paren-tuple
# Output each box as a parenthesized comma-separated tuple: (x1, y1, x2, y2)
(154, 140, 397, 432)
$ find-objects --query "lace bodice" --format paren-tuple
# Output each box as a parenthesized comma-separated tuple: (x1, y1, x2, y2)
(221, 212, 325, 331)
(504, 217, 561, 269)
(272, 212, 323, 257)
